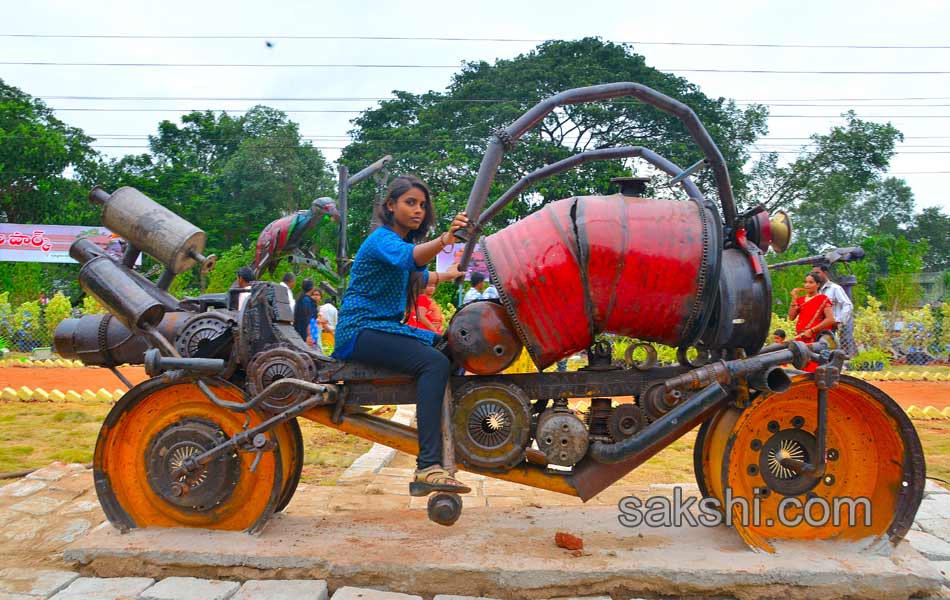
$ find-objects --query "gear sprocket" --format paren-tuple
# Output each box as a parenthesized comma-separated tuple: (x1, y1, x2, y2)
(245, 345, 316, 413)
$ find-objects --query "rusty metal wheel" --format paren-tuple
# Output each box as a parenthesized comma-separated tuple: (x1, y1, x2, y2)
(93, 377, 283, 533)
(700, 374, 925, 552)
(272, 418, 304, 513)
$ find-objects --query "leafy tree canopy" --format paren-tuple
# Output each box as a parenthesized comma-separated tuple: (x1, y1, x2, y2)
(0, 79, 99, 225)
(341, 37, 768, 246)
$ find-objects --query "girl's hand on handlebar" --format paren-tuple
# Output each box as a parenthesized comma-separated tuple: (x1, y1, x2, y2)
(444, 262, 465, 281)
(448, 212, 469, 243)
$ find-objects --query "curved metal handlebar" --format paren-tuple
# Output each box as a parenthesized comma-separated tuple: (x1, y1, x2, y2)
(458, 82, 737, 272)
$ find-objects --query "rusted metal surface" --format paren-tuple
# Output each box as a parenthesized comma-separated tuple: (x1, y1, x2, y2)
(54, 311, 189, 367)
(91, 186, 208, 274)
(446, 300, 523, 375)
(301, 404, 579, 496)
(483, 194, 716, 369)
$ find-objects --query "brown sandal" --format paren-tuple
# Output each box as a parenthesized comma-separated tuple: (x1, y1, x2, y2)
(409, 465, 472, 497)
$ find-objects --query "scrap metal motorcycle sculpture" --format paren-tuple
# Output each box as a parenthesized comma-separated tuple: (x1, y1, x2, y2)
(54, 82, 924, 553)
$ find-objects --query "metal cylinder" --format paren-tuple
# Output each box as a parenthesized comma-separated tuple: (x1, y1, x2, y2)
(698, 248, 771, 354)
(53, 311, 187, 366)
(446, 301, 523, 375)
(748, 366, 793, 394)
(483, 194, 719, 369)
(92, 186, 206, 274)
(73, 239, 166, 331)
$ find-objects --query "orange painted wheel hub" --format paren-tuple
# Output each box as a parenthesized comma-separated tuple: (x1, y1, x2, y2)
(93, 378, 283, 533)
(696, 374, 925, 552)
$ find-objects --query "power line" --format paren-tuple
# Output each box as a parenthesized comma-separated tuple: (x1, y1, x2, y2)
(1, 33, 947, 49)
(45, 107, 950, 118)
(9, 94, 950, 103)
(3, 61, 950, 74)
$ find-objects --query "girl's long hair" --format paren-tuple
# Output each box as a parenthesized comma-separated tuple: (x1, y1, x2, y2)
(372, 175, 437, 321)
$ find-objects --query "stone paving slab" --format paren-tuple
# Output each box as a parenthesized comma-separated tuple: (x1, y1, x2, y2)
(332, 586, 421, 600)
(0, 568, 78, 597)
(232, 579, 328, 600)
(49, 576, 154, 599)
(63, 506, 943, 600)
(139, 576, 240, 600)
(908, 530, 950, 561)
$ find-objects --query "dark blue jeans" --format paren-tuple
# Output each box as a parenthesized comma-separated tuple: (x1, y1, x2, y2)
(350, 328, 450, 470)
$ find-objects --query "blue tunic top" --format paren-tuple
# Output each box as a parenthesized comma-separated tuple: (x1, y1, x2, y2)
(332, 226, 435, 359)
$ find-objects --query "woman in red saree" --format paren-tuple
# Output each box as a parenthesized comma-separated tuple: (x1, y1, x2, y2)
(788, 273, 836, 372)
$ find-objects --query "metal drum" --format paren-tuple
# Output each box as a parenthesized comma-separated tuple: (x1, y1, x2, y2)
(483, 194, 719, 369)
(92, 186, 207, 274)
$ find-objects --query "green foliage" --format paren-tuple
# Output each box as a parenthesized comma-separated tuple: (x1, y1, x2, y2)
(611, 336, 679, 365)
(769, 312, 797, 340)
(0, 262, 45, 305)
(12, 300, 45, 345)
(748, 112, 904, 251)
(875, 235, 925, 312)
(767, 242, 812, 315)
(43, 292, 71, 341)
(908, 207, 950, 271)
(204, 244, 255, 293)
(0, 79, 100, 226)
(80, 295, 106, 315)
(341, 37, 767, 250)
(898, 305, 935, 353)
(853, 296, 890, 352)
(850, 348, 891, 371)
(0, 292, 11, 341)
(101, 106, 336, 255)
(938, 303, 950, 358)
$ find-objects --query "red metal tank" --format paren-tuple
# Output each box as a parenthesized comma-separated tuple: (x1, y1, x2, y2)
(482, 194, 718, 369)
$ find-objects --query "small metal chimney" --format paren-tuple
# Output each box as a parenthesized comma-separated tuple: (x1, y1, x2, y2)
(610, 176, 651, 198)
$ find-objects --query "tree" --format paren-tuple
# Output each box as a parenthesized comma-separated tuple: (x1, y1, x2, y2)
(341, 38, 768, 247)
(102, 106, 336, 253)
(746, 112, 904, 251)
(0, 79, 99, 225)
(907, 206, 950, 271)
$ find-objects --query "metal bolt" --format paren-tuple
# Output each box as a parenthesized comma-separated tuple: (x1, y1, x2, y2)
(791, 416, 805, 428)
(826, 448, 839, 461)
(747, 464, 759, 476)
(767, 420, 780, 433)
(750, 439, 763, 451)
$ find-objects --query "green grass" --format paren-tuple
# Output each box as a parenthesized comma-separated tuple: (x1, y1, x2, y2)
(0, 399, 372, 479)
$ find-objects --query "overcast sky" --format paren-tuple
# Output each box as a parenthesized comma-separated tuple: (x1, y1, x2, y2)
(3, 0, 948, 214)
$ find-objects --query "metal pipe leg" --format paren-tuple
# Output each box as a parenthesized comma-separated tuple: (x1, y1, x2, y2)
(441, 384, 456, 474)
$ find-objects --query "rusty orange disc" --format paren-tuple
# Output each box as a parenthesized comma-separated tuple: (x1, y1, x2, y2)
(272, 418, 304, 513)
(701, 374, 924, 552)
(93, 378, 283, 532)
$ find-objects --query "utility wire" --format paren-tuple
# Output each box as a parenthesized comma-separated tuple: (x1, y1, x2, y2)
(7, 94, 950, 103)
(44, 107, 950, 118)
(2, 61, 949, 74)
(1, 33, 947, 49)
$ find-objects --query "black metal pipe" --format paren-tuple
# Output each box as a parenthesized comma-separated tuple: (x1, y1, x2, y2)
(346, 154, 391, 188)
(460, 83, 737, 273)
(337, 164, 349, 284)
(588, 381, 728, 464)
(474, 146, 704, 230)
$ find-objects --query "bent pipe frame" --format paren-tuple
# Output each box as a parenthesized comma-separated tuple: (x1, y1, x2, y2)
(474, 145, 706, 230)
(459, 82, 737, 273)
(570, 381, 731, 500)
(337, 155, 392, 283)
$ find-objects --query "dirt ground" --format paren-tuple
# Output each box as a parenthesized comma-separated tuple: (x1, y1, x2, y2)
(1, 366, 948, 410)
(0, 366, 150, 391)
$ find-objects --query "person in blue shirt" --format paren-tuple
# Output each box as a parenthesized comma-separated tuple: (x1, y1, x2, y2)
(333, 175, 470, 497)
